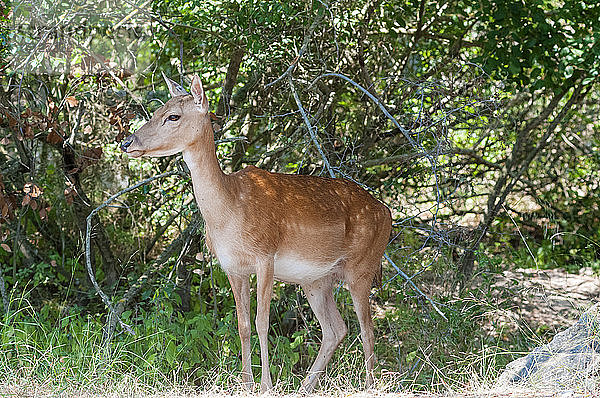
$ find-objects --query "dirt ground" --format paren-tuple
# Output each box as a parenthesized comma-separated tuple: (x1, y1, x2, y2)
(481, 266, 600, 398)
(487, 267, 599, 335)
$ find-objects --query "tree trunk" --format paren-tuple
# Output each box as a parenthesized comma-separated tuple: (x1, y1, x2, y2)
(215, 46, 245, 137)
(459, 83, 587, 278)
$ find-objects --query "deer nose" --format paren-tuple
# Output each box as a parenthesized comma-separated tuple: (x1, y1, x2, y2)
(121, 135, 134, 152)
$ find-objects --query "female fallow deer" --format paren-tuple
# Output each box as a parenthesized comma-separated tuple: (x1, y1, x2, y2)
(121, 74, 392, 392)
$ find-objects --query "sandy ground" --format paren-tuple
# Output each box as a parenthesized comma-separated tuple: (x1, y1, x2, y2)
(491, 267, 599, 329)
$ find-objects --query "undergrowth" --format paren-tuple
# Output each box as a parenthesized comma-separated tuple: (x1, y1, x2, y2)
(0, 255, 544, 395)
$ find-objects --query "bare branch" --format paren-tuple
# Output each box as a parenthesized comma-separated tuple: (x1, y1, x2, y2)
(383, 253, 448, 321)
(265, 6, 325, 89)
(287, 74, 336, 178)
(85, 170, 183, 336)
(104, 212, 204, 342)
(0, 266, 8, 314)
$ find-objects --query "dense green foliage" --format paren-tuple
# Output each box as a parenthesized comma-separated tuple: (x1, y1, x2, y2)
(0, 0, 599, 392)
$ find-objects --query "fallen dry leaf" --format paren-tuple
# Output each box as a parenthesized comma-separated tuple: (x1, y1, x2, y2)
(65, 96, 79, 107)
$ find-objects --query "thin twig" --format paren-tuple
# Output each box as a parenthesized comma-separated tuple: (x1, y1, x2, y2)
(0, 266, 8, 314)
(215, 136, 248, 144)
(502, 204, 537, 268)
(288, 75, 336, 178)
(550, 232, 600, 249)
(103, 213, 203, 343)
(265, 5, 325, 89)
(310, 72, 442, 222)
(384, 253, 448, 321)
(306, 72, 451, 306)
(85, 170, 182, 336)
(311, 73, 419, 155)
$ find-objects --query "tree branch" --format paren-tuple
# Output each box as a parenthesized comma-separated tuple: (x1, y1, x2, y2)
(85, 170, 183, 337)
(288, 75, 335, 178)
(103, 212, 203, 343)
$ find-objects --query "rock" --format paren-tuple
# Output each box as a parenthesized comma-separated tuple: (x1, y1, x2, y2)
(496, 303, 600, 393)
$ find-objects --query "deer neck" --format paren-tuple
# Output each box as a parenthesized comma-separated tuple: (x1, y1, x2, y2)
(182, 129, 232, 225)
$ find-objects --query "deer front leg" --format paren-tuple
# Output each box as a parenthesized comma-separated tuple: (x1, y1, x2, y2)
(256, 262, 274, 392)
(227, 273, 253, 389)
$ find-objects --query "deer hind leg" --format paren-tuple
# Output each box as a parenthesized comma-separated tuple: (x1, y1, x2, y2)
(256, 262, 274, 392)
(300, 276, 347, 393)
(227, 273, 253, 389)
(348, 273, 376, 389)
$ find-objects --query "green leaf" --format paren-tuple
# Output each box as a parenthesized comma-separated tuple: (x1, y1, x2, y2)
(509, 60, 521, 75)
(582, 77, 595, 85)
(564, 65, 574, 78)
(165, 340, 177, 365)
(406, 350, 418, 363)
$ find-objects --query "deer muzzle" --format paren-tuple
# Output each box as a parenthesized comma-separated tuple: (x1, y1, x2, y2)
(120, 135, 134, 152)
(120, 134, 144, 157)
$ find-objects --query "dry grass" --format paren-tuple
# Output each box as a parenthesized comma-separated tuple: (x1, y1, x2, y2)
(0, 384, 589, 398)
(0, 373, 594, 398)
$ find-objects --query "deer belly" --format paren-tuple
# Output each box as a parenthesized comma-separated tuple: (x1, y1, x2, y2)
(273, 254, 341, 284)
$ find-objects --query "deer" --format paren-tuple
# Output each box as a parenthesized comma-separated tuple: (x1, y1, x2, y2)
(120, 73, 392, 393)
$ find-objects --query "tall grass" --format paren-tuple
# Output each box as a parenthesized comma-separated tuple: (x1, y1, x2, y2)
(0, 254, 568, 396)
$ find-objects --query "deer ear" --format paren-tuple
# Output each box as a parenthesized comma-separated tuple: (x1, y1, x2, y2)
(162, 72, 188, 97)
(190, 74, 209, 114)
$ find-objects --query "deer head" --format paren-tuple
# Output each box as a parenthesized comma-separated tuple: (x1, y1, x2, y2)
(121, 74, 211, 158)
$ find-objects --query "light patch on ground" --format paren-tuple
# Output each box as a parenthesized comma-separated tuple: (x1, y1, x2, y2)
(483, 267, 599, 338)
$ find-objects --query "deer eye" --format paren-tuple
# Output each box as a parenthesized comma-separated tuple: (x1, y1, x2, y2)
(166, 114, 180, 122)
